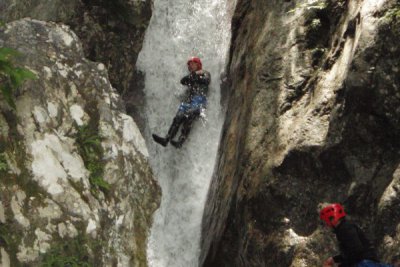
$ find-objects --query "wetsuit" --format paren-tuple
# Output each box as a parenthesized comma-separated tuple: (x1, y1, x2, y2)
(170, 70, 211, 147)
(152, 70, 211, 148)
(332, 219, 389, 267)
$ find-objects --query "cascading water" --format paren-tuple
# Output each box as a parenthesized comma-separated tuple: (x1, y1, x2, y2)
(137, 1, 233, 266)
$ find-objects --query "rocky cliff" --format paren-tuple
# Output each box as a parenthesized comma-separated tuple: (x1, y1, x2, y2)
(0, 19, 160, 266)
(201, 0, 400, 266)
(1, 0, 152, 129)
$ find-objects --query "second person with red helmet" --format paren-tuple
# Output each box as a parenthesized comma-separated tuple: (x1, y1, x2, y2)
(320, 203, 393, 267)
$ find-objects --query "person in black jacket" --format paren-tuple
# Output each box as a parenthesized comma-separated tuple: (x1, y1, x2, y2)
(152, 57, 211, 148)
(320, 203, 393, 267)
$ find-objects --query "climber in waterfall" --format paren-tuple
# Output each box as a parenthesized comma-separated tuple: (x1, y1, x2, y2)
(152, 56, 211, 148)
(320, 203, 393, 267)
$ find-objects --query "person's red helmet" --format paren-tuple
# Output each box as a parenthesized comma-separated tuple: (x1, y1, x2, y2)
(320, 203, 346, 228)
(187, 57, 202, 70)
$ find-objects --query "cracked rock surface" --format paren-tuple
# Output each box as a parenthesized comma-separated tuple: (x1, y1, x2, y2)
(201, 0, 400, 266)
(0, 18, 160, 267)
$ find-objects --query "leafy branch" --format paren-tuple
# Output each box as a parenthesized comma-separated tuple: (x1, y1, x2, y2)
(0, 47, 37, 109)
(385, 5, 400, 21)
(40, 236, 93, 267)
(0, 153, 8, 172)
(75, 124, 110, 195)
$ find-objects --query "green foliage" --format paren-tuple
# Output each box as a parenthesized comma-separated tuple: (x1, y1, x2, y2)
(40, 236, 93, 267)
(288, 0, 327, 14)
(385, 6, 400, 21)
(0, 223, 11, 246)
(0, 47, 37, 109)
(0, 220, 25, 266)
(75, 124, 110, 195)
(0, 152, 8, 172)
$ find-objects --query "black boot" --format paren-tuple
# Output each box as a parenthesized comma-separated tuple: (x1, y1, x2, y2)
(152, 115, 183, 147)
(152, 134, 169, 146)
(170, 135, 186, 149)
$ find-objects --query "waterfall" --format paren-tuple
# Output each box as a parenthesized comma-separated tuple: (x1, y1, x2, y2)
(136, 0, 233, 266)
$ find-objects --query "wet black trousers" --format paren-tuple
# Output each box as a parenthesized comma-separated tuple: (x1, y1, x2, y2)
(167, 109, 200, 145)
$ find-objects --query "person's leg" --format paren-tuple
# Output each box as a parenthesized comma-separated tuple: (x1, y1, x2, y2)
(167, 112, 185, 140)
(170, 112, 198, 148)
(152, 108, 185, 146)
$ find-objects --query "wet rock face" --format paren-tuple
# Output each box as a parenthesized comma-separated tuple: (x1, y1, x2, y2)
(202, 0, 400, 266)
(0, 0, 152, 131)
(0, 19, 160, 266)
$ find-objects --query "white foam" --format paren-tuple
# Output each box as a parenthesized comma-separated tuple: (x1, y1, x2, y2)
(137, 0, 233, 266)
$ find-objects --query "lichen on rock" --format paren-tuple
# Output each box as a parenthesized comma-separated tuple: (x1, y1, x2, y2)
(0, 18, 160, 266)
(201, 0, 400, 266)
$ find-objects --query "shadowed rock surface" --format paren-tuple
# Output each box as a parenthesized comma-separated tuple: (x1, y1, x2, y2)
(201, 0, 400, 266)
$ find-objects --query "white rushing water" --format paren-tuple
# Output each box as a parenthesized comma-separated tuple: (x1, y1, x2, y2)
(137, 0, 233, 266)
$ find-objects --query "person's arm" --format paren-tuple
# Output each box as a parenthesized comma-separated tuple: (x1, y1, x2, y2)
(195, 70, 211, 85)
(332, 255, 343, 263)
(180, 71, 211, 86)
(336, 223, 366, 263)
(180, 73, 193, 85)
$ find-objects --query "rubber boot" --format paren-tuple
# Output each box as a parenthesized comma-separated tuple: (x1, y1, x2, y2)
(152, 134, 169, 146)
(170, 135, 186, 149)
(152, 116, 182, 147)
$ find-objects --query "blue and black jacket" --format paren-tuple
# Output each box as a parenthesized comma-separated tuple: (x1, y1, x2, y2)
(180, 70, 211, 103)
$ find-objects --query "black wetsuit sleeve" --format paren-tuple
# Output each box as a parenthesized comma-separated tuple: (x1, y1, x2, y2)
(333, 255, 344, 263)
(340, 224, 365, 257)
(180, 74, 193, 85)
(334, 221, 377, 266)
(180, 71, 211, 86)
(197, 71, 211, 85)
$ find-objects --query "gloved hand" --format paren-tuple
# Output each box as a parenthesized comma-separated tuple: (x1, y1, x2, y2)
(323, 257, 335, 267)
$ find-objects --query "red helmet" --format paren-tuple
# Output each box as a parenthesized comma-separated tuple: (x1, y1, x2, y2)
(319, 203, 346, 228)
(187, 57, 202, 70)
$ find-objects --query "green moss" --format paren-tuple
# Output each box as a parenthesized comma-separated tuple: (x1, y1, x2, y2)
(39, 235, 97, 267)
(0, 152, 8, 172)
(385, 6, 400, 21)
(1, 110, 46, 207)
(0, 216, 27, 267)
(0, 223, 12, 247)
(0, 111, 47, 266)
(0, 47, 37, 109)
(75, 124, 110, 196)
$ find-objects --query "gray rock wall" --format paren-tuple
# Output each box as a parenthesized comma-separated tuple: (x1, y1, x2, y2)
(0, 0, 152, 130)
(201, 0, 400, 266)
(0, 19, 160, 267)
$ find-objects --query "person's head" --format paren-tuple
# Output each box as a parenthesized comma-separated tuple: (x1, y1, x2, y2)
(319, 203, 346, 228)
(187, 57, 202, 72)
